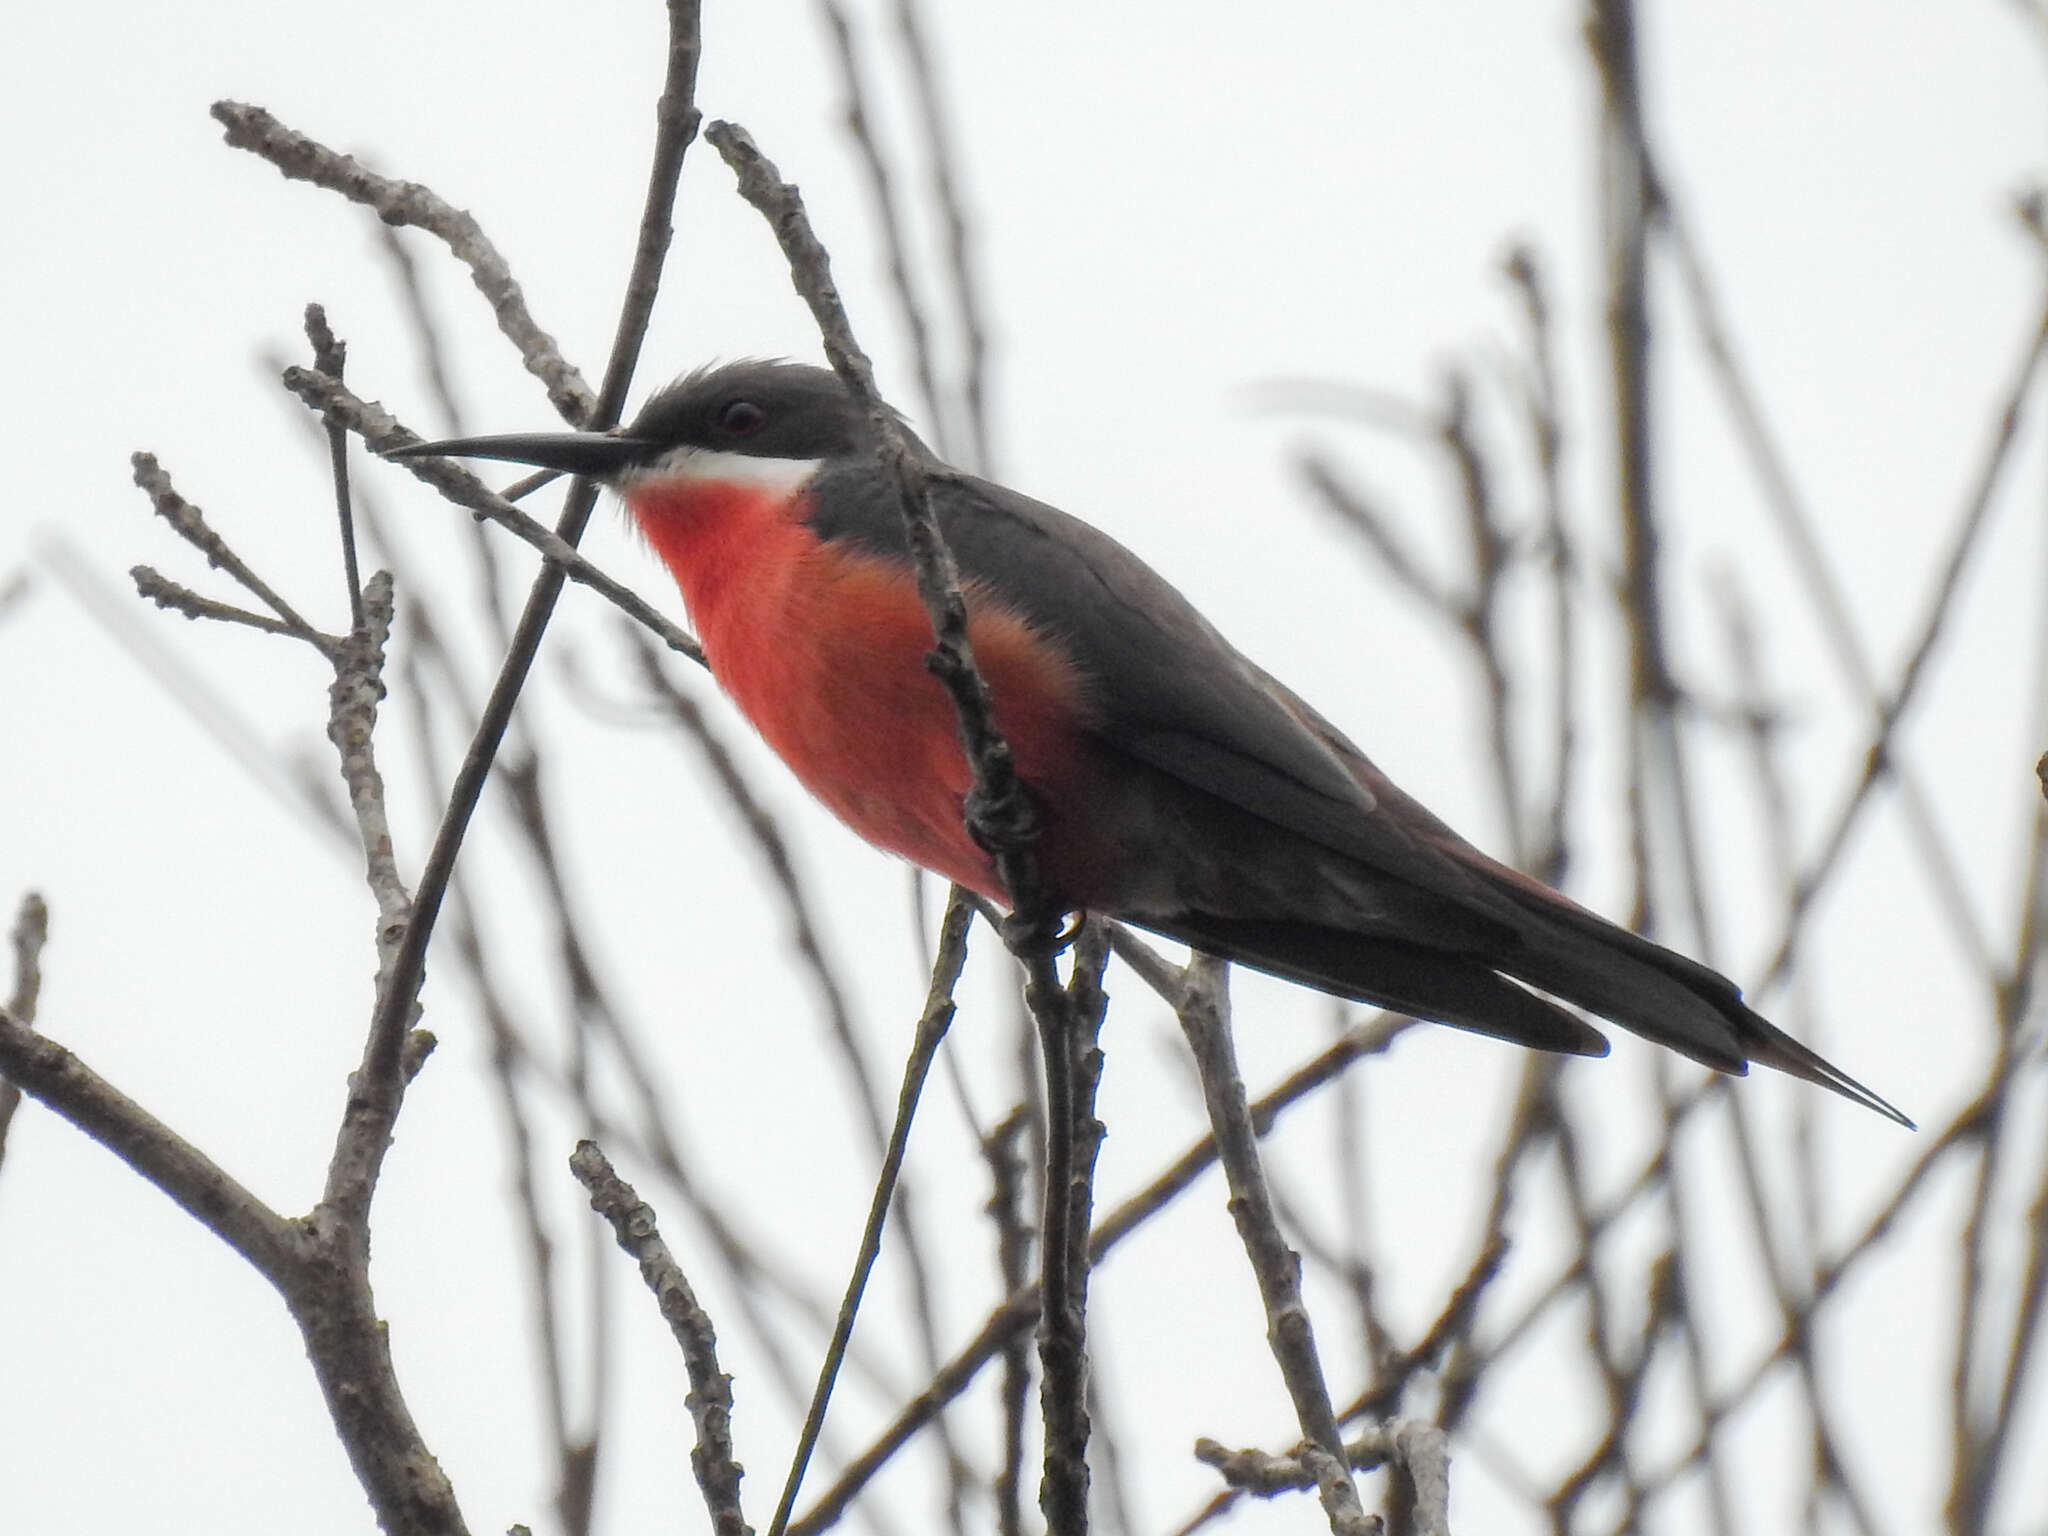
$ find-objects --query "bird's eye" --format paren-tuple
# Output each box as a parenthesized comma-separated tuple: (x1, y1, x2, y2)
(718, 399, 767, 436)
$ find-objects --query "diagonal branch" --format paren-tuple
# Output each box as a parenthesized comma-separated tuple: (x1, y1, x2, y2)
(572, 1142, 751, 1536)
(211, 100, 596, 424)
(354, 0, 703, 1150)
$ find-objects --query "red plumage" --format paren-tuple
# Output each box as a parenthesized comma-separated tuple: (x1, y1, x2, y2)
(629, 475, 1097, 899)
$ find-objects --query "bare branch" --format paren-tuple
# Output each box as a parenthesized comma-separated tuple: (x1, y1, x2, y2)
(319, 4, 703, 1159)
(130, 453, 332, 649)
(572, 1142, 751, 1536)
(211, 100, 596, 424)
(0, 1007, 301, 1287)
(130, 564, 332, 649)
(0, 892, 48, 1169)
(893, 0, 997, 472)
(815, 0, 949, 455)
(1195, 1422, 1450, 1536)
(304, 305, 368, 633)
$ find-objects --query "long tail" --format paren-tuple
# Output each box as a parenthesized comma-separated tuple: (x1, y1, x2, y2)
(1137, 674, 1912, 1125)
(1145, 912, 1611, 1058)
(1475, 871, 1914, 1127)
(1150, 894, 1913, 1129)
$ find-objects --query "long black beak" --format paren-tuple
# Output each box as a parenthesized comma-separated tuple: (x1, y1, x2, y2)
(387, 431, 656, 480)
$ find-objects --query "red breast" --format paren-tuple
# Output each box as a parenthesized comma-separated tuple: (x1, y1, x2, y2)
(626, 473, 1097, 903)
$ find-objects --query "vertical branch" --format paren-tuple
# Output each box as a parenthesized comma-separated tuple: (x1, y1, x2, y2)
(1586, 0, 1674, 938)
(319, 568, 418, 1219)
(1586, 20, 1744, 1536)
(1503, 245, 1578, 886)
(815, 0, 950, 454)
(0, 892, 50, 1173)
(1710, 573, 1883, 1536)
(893, 0, 997, 473)
(392, 621, 590, 1534)
(983, 1104, 1036, 1536)
(1437, 368, 1524, 864)
(1039, 921, 1112, 1536)
(304, 305, 366, 633)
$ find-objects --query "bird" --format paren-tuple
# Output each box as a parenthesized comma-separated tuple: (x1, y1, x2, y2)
(391, 359, 1909, 1128)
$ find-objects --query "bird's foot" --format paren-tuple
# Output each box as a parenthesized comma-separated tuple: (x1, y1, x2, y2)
(1000, 907, 1084, 957)
(964, 779, 1041, 858)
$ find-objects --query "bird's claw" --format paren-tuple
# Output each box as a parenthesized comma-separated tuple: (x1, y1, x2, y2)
(1000, 908, 1085, 956)
(964, 780, 1041, 857)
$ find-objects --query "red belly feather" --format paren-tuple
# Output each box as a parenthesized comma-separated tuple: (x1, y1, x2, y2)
(627, 477, 1094, 902)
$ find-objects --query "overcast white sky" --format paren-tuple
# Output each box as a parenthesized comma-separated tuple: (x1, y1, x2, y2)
(3, 4, 2043, 1534)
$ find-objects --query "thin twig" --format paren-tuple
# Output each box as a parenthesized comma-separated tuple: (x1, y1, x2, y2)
(40, 537, 351, 846)
(893, 0, 996, 472)
(984, 1104, 1035, 1536)
(1666, 201, 2035, 988)
(130, 565, 334, 649)
(1709, 570, 1883, 1536)
(630, 634, 876, 1136)
(769, 889, 975, 1536)
(1195, 1422, 1451, 1536)
(0, 893, 51, 1174)
(815, 0, 950, 455)
(373, 223, 518, 647)
(284, 368, 702, 659)
(212, 100, 596, 424)
(1503, 242, 1579, 885)
(1756, 282, 2048, 993)
(1296, 453, 1458, 615)
(305, 305, 366, 632)
(130, 453, 331, 649)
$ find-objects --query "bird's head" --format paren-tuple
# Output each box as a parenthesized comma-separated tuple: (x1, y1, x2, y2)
(388, 359, 905, 494)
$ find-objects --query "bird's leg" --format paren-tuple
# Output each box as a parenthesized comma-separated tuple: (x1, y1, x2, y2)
(964, 777, 1075, 955)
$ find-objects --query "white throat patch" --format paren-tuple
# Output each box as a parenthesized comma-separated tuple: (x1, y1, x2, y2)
(619, 445, 825, 496)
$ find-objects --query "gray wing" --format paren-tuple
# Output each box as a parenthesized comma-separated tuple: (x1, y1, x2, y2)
(804, 462, 1910, 1124)
(808, 460, 1490, 902)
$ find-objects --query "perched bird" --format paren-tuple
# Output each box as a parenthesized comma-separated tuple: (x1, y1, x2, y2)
(393, 360, 1908, 1127)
